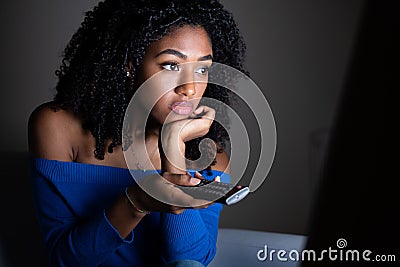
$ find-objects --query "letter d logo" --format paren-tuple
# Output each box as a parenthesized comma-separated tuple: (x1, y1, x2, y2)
(257, 245, 268, 261)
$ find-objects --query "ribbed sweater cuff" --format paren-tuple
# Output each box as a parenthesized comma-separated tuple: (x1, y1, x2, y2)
(102, 210, 135, 244)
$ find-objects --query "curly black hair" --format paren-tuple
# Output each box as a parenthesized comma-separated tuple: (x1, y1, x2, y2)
(53, 0, 247, 171)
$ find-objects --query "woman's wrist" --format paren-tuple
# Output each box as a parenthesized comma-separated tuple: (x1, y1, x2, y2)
(125, 187, 150, 216)
(159, 127, 187, 174)
(160, 142, 186, 174)
(104, 187, 147, 238)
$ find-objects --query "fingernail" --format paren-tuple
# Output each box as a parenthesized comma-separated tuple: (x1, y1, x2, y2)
(195, 171, 203, 176)
(190, 178, 201, 185)
(215, 176, 220, 182)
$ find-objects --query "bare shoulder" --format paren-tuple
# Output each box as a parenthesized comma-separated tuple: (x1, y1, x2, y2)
(28, 101, 82, 161)
(212, 142, 230, 174)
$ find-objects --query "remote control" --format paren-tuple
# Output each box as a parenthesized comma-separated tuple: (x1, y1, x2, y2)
(178, 179, 250, 205)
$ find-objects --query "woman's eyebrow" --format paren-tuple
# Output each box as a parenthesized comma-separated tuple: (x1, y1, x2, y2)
(198, 54, 213, 61)
(155, 49, 213, 61)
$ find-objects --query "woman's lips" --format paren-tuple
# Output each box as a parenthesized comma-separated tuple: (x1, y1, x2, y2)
(168, 101, 194, 115)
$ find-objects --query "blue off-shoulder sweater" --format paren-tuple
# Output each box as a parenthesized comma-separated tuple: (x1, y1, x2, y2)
(29, 157, 230, 267)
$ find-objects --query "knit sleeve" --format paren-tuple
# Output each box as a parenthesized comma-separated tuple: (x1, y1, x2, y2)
(30, 158, 134, 267)
(159, 171, 230, 266)
(160, 204, 222, 265)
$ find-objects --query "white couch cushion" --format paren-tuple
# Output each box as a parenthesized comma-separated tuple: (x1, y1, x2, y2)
(209, 228, 307, 267)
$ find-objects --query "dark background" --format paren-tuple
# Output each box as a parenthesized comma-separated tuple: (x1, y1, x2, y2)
(302, 0, 397, 265)
(0, 0, 377, 266)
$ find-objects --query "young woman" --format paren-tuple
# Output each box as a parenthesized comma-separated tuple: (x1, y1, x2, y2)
(28, 0, 247, 266)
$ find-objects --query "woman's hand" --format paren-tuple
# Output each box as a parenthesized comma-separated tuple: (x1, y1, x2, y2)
(106, 172, 210, 239)
(127, 171, 216, 214)
(163, 105, 216, 143)
(159, 105, 215, 173)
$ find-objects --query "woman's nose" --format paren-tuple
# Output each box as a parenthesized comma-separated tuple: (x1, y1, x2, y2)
(175, 82, 196, 97)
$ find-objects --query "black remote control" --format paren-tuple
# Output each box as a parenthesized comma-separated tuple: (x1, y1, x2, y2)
(178, 179, 250, 205)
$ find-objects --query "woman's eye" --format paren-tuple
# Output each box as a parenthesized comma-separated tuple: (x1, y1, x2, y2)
(195, 67, 209, 75)
(162, 63, 180, 71)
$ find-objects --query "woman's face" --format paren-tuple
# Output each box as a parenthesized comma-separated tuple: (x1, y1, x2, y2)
(136, 25, 213, 125)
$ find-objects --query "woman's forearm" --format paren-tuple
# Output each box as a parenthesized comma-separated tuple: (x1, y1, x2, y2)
(105, 186, 147, 238)
(160, 128, 187, 174)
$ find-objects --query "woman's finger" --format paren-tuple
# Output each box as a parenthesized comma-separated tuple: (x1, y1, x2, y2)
(194, 171, 204, 179)
(163, 172, 200, 186)
(193, 106, 215, 120)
